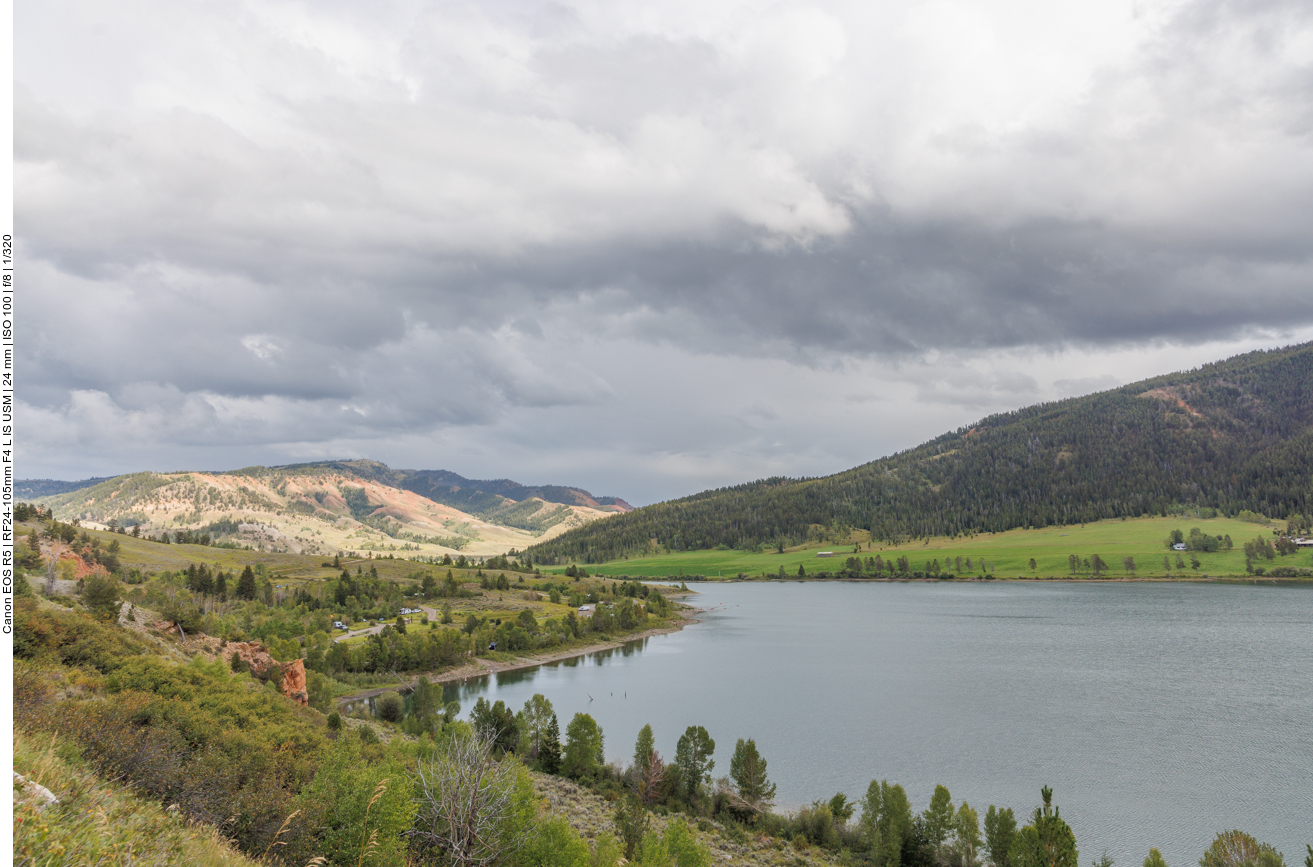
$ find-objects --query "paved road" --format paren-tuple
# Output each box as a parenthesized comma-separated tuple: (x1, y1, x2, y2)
(332, 603, 441, 643)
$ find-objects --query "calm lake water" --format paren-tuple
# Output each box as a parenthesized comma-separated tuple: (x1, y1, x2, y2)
(443, 581, 1313, 864)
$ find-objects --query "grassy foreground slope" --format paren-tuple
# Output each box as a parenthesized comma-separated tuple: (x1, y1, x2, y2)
(531, 342, 1313, 564)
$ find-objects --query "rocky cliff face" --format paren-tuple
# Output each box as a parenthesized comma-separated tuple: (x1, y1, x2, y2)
(280, 658, 308, 706)
(221, 641, 308, 706)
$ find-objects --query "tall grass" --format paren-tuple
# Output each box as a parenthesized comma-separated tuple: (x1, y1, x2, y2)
(13, 728, 260, 867)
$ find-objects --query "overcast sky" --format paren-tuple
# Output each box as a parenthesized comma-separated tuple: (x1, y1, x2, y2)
(17, 0, 1313, 504)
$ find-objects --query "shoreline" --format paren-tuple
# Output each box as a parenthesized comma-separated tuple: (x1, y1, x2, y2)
(334, 609, 698, 706)
(619, 574, 1311, 584)
(430, 612, 697, 685)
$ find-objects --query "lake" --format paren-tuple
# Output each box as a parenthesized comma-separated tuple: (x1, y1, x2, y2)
(442, 580, 1313, 864)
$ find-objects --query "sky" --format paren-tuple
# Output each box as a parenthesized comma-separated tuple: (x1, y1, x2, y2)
(16, 0, 1313, 505)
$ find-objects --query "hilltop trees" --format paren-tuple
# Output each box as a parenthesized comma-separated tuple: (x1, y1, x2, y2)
(632, 723, 668, 804)
(530, 343, 1313, 562)
(539, 713, 562, 774)
(924, 785, 956, 854)
(953, 802, 983, 867)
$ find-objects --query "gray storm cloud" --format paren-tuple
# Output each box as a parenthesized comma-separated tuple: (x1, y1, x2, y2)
(16, 0, 1313, 499)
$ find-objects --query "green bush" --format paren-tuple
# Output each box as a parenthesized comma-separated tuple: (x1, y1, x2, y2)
(285, 735, 416, 867)
(376, 690, 404, 723)
(14, 598, 150, 673)
(28, 655, 327, 857)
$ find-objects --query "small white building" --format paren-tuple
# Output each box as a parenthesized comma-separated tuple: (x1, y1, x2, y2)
(1172, 543, 1188, 551)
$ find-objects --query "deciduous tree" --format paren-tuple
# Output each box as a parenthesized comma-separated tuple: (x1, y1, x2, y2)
(562, 713, 604, 781)
(954, 801, 982, 867)
(859, 780, 914, 867)
(1198, 831, 1285, 867)
(985, 805, 1017, 867)
(1143, 849, 1167, 867)
(923, 784, 955, 853)
(517, 694, 556, 763)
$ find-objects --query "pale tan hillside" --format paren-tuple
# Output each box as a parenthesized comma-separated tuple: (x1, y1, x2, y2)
(37, 467, 618, 558)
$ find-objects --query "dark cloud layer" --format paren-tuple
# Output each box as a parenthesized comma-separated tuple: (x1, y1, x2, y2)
(17, 0, 1313, 501)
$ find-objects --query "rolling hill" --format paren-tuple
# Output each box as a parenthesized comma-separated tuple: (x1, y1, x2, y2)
(23, 461, 630, 558)
(529, 342, 1313, 564)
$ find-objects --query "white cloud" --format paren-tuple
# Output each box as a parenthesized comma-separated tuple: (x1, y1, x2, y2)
(15, 0, 1313, 501)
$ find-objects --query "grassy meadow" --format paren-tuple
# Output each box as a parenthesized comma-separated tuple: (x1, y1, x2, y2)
(32, 513, 1313, 586)
(545, 515, 1311, 580)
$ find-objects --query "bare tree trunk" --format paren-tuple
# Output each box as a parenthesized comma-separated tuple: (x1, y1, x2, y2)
(43, 541, 66, 595)
(409, 731, 533, 867)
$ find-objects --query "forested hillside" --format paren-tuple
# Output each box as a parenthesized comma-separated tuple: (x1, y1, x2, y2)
(15, 476, 111, 499)
(530, 343, 1313, 563)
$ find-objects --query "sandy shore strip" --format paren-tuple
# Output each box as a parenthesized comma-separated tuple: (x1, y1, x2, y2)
(431, 614, 697, 684)
(334, 610, 700, 707)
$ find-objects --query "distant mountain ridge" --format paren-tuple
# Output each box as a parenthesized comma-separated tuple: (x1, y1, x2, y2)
(248, 460, 632, 528)
(528, 341, 1313, 563)
(16, 477, 113, 499)
(21, 461, 631, 528)
(21, 461, 630, 557)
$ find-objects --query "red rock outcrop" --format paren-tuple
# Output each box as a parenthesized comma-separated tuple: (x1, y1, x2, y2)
(225, 640, 277, 672)
(280, 658, 308, 706)
(222, 641, 309, 706)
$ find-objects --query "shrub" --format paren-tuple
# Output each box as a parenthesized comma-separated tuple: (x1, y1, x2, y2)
(80, 573, 123, 622)
(12, 728, 255, 867)
(38, 656, 327, 857)
(14, 599, 150, 673)
(639, 818, 711, 867)
(376, 691, 404, 723)
(285, 735, 416, 867)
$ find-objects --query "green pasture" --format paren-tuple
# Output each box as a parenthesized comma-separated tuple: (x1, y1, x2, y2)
(547, 515, 1311, 579)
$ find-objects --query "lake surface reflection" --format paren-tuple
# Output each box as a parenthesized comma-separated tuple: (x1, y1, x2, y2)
(443, 581, 1313, 864)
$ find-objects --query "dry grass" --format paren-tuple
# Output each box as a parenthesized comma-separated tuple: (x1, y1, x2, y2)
(13, 728, 261, 867)
(529, 772, 845, 867)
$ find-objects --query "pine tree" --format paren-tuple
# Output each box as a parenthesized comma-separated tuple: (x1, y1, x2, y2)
(728, 737, 776, 814)
(1007, 787, 1077, 867)
(540, 713, 561, 774)
(235, 565, 257, 601)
